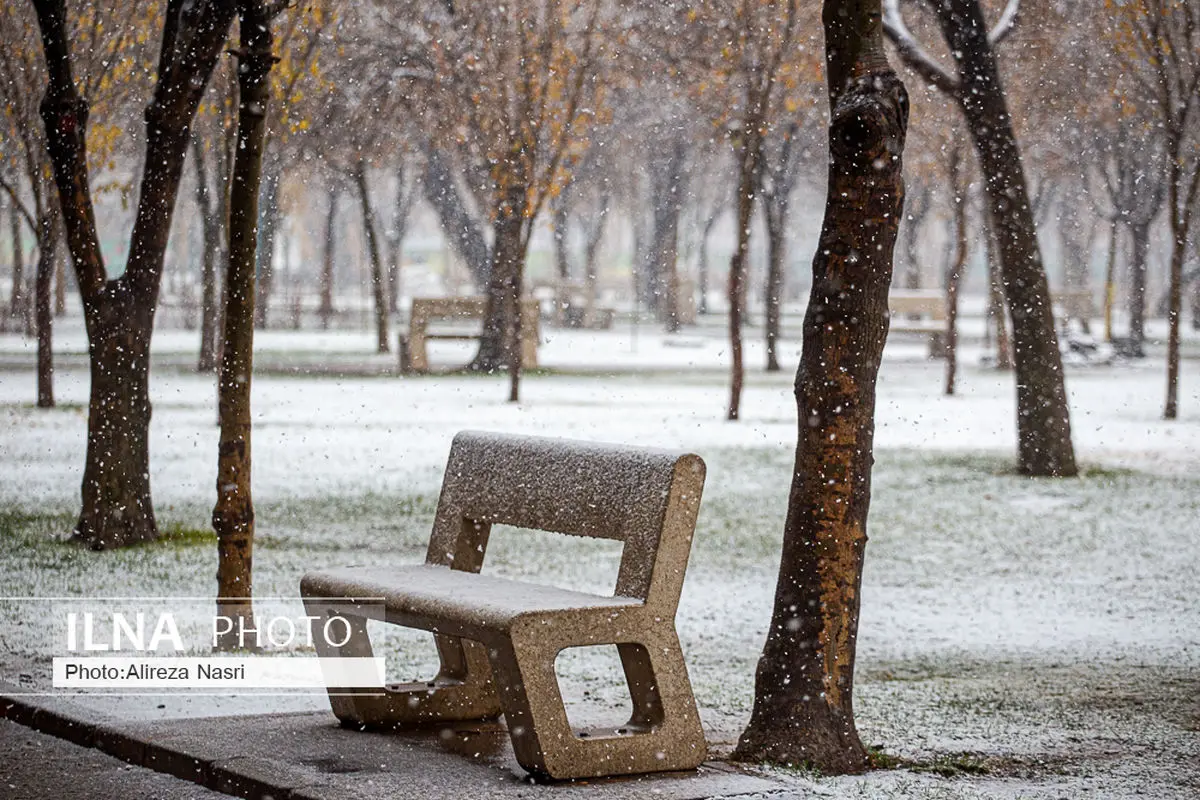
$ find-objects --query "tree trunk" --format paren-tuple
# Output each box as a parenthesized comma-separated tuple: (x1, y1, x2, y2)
(8, 201, 26, 322)
(54, 248, 67, 316)
(1164, 230, 1184, 419)
(472, 183, 525, 374)
(902, 183, 929, 289)
(727, 113, 763, 421)
(75, 290, 157, 548)
(945, 150, 968, 396)
(984, 209, 1013, 369)
(422, 146, 491, 289)
(193, 137, 220, 372)
(934, 0, 1076, 476)
(35, 207, 57, 408)
(319, 184, 337, 330)
(353, 160, 390, 354)
(764, 201, 786, 373)
(734, 0, 907, 772)
(214, 0, 276, 650)
(1191, 272, 1200, 332)
(649, 138, 687, 332)
(385, 164, 414, 314)
(252, 159, 281, 329)
(1128, 221, 1150, 356)
(699, 209, 720, 315)
(1103, 218, 1118, 342)
(34, 0, 238, 549)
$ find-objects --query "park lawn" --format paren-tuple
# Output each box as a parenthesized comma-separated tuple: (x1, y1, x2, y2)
(2, 323, 1199, 797)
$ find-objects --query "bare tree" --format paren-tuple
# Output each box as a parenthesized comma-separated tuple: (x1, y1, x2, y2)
(734, 0, 909, 772)
(31, 0, 237, 547)
(884, 0, 1077, 476)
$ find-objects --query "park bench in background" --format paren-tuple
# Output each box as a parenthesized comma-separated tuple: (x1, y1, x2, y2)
(1051, 289, 1094, 333)
(399, 297, 539, 373)
(888, 289, 947, 357)
(301, 431, 709, 780)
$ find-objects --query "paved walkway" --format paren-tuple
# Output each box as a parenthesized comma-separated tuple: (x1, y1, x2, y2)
(0, 686, 790, 800)
(0, 718, 232, 799)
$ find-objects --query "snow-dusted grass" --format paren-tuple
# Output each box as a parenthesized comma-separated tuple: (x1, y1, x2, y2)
(2, 317, 1199, 797)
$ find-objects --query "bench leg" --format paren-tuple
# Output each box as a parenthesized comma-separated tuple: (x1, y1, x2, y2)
(487, 626, 706, 780)
(302, 596, 501, 727)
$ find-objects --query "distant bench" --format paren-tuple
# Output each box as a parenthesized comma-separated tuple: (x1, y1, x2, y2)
(300, 431, 708, 780)
(399, 297, 539, 373)
(889, 290, 947, 357)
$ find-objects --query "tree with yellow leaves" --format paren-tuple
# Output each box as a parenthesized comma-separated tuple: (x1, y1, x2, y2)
(384, 1, 610, 400)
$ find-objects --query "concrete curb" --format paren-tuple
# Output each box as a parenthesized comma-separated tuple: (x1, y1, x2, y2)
(0, 685, 325, 799)
(0, 684, 794, 800)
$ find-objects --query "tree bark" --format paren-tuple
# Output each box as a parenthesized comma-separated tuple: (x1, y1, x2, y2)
(193, 137, 220, 372)
(35, 206, 57, 408)
(33, 0, 237, 548)
(698, 208, 721, 315)
(902, 182, 929, 289)
(8, 200, 26, 322)
(319, 183, 337, 330)
(1128, 221, 1150, 356)
(422, 146, 491, 290)
(252, 156, 281, 328)
(353, 160, 391, 354)
(214, 0, 277, 650)
(1103, 218, 1118, 342)
(945, 149, 968, 396)
(734, 0, 907, 773)
(933, 0, 1075, 476)
(764, 201, 786, 372)
(649, 136, 687, 332)
(727, 109, 764, 421)
(472, 182, 525, 375)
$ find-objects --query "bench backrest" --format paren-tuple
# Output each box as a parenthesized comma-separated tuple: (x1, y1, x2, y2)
(888, 291, 946, 319)
(411, 297, 539, 323)
(426, 431, 706, 613)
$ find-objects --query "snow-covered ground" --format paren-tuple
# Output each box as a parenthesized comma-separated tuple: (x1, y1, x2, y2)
(1, 315, 1198, 798)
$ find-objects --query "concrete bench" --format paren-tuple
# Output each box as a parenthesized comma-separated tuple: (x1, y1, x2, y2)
(400, 297, 539, 373)
(300, 431, 708, 780)
(888, 290, 947, 357)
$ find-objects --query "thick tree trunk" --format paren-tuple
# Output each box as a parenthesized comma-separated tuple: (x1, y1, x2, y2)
(734, 0, 907, 772)
(34, 0, 238, 549)
(75, 289, 157, 548)
(193, 138, 220, 372)
(353, 160, 390, 354)
(319, 184, 337, 330)
(1127, 221, 1150, 356)
(934, 0, 1076, 476)
(214, 0, 276, 649)
(472, 185, 525, 374)
(35, 209, 57, 408)
(727, 114, 763, 421)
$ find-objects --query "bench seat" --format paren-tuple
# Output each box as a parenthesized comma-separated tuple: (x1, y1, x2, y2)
(302, 564, 641, 638)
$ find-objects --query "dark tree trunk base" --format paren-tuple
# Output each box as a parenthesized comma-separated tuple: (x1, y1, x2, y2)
(733, 705, 870, 774)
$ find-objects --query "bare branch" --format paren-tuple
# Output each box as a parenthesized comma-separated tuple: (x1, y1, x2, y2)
(988, 0, 1020, 47)
(882, 0, 960, 95)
